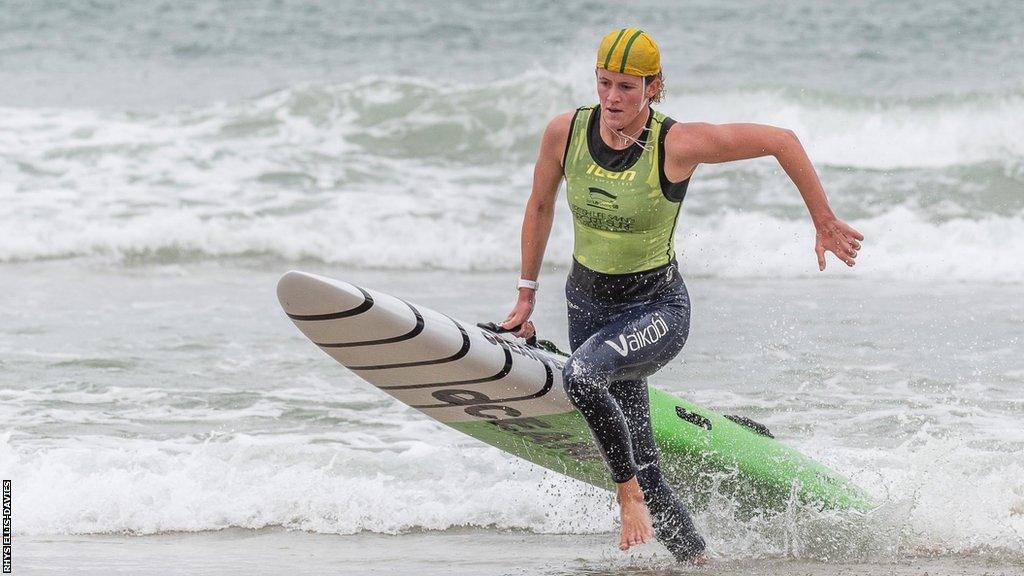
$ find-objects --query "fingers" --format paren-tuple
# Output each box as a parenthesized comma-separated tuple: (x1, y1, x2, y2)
(501, 297, 536, 336)
(836, 220, 864, 259)
(828, 239, 856, 266)
(841, 221, 866, 241)
(817, 219, 864, 269)
(500, 308, 527, 330)
(839, 232, 860, 265)
(500, 313, 535, 339)
(515, 320, 535, 339)
(838, 241, 857, 264)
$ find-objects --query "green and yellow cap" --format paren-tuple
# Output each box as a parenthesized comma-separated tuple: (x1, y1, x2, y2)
(596, 28, 660, 77)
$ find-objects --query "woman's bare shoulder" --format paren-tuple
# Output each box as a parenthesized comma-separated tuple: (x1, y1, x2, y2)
(544, 111, 576, 136)
(538, 111, 577, 158)
(664, 121, 717, 148)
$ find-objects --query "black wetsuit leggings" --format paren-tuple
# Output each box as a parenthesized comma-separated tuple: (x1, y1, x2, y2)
(563, 260, 705, 560)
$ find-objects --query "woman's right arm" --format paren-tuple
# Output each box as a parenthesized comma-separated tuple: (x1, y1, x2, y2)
(501, 112, 573, 338)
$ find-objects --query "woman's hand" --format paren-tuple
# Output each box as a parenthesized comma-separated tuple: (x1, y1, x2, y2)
(814, 217, 864, 270)
(500, 288, 537, 338)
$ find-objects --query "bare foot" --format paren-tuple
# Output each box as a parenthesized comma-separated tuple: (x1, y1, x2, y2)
(691, 552, 709, 566)
(615, 477, 654, 551)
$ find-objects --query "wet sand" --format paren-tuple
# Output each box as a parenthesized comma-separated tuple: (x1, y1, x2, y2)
(14, 527, 1023, 576)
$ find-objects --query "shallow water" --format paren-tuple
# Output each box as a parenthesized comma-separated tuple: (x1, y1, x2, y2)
(2, 262, 1022, 573)
(1, 1, 1023, 574)
(14, 528, 1024, 576)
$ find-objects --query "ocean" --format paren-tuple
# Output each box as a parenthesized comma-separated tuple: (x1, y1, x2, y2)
(1, 1, 1022, 574)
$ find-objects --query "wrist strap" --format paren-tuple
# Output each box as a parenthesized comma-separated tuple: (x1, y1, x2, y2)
(517, 278, 539, 291)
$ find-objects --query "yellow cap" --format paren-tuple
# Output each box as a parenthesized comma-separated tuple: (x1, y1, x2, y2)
(596, 28, 660, 77)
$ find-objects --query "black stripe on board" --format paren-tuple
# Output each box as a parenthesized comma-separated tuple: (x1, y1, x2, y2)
(348, 315, 471, 371)
(410, 353, 555, 409)
(381, 342, 512, 390)
(286, 286, 374, 321)
(315, 299, 424, 348)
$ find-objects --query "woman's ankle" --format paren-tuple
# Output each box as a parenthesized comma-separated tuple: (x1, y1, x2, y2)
(615, 476, 645, 503)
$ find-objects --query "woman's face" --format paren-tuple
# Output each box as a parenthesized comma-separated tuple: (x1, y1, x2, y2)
(595, 69, 656, 129)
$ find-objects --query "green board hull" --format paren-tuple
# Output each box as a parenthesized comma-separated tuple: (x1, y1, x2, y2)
(452, 388, 872, 513)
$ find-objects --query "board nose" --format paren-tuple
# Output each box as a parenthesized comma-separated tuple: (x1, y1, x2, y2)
(277, 270, 367, 318)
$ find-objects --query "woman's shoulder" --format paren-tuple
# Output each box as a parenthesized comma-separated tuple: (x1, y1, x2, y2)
(542, 110, 578, 140)
(546, 105, 598, 135)
(663, 119, 732, 154)
(533, 111, 574, 163)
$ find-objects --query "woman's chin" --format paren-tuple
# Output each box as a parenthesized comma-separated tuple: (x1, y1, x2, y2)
(604, 116, 625, 129)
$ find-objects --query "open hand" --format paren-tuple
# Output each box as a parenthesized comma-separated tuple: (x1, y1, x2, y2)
(815, 217, 864, 270)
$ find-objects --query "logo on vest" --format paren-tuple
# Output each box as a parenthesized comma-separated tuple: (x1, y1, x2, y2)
(604, 314, 669, 357)
(586, 187, 618, 211)
(586, 163, 636, 182)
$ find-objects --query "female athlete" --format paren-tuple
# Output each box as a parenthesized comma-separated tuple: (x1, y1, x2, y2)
(501, 28, 863, 563)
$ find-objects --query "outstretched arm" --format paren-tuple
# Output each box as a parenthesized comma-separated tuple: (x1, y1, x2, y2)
(501, 112, 572, 337)
(667, 122, 864, 270)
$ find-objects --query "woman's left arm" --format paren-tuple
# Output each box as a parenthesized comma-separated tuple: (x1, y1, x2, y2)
(667, 122, 864, 270)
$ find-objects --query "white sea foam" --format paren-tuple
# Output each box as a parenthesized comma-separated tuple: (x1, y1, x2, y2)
(2, 201, 1021, 282)
(1, 428, 1021, 560)
(0, 76, 1021, 280)
(0, 430, 611, 537)
(668, 90, 1024, 170)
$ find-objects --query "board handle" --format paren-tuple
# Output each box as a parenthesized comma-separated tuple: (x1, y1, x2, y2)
(477, 322, 571, 357)
(476, 321, 539, 346)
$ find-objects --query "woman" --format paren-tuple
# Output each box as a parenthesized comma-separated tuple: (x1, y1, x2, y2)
(501, 28, 863, 563)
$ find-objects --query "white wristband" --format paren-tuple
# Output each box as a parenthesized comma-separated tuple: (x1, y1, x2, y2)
(517, 278, 539, 291)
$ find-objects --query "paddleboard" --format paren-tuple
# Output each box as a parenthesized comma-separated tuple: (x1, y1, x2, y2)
(277, 270, 871, 512)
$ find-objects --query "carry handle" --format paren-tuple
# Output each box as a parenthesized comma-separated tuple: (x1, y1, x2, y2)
(476, 321, 538, 347)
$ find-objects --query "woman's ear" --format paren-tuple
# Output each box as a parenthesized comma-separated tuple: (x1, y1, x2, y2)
(648, 77, 662, 101)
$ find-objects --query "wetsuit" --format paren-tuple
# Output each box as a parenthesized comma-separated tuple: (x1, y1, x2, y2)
(561, 105, 706, 560)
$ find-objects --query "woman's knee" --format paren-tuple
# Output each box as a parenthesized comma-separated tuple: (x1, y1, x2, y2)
(562, 356, 605, 409)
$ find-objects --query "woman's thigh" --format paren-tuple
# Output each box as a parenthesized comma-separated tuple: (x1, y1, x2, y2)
(566, 294, 690, 386)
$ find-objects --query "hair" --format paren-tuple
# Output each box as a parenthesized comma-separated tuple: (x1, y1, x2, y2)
(645, 72, 665, 105)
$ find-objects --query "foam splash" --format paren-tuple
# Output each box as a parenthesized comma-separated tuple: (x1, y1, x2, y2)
(1, 428, 1021, 561)
(2, 202, 1022, 283)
